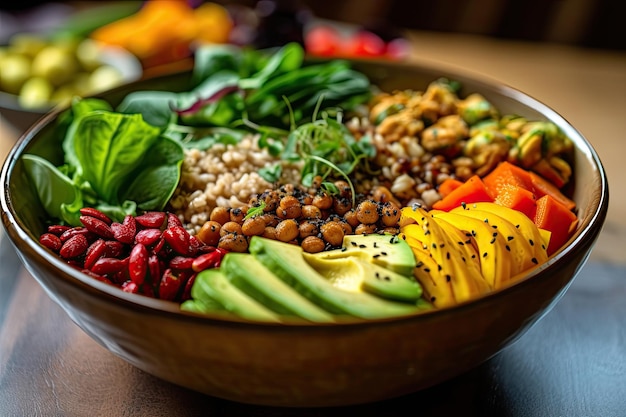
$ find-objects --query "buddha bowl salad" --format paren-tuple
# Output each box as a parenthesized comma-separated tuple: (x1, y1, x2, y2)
(27, 43, 579, 322)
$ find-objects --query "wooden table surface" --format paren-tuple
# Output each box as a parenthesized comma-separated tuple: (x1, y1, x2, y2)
(1, 30, 626, 416)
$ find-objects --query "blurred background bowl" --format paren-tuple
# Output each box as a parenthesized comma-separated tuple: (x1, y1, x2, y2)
(0, 59, 609, 407)
(0, 39, 142, 132)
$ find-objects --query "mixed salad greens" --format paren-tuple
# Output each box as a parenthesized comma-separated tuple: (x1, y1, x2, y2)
(23, 43, 373, 226)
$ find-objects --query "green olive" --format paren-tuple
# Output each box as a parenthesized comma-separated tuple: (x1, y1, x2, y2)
(31, 45, 79, 87)
(9, 33, 47, 58)
(88, 65, 124, 93)
(0, 53, 31, 95)
(18, 77, 53, 109)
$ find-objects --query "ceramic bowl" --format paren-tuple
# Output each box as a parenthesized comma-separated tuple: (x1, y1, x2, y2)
(0, 59, 609, 407)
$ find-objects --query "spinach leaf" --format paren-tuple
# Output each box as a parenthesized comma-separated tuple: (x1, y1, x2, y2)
(117, 91, 178, 128)
(121, 135, 184, 211)
(72, 111, 161, 204)
(22, 154, 83, 226)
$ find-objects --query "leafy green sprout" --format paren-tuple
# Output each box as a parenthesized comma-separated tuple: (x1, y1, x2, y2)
(257, 95, 376, 206)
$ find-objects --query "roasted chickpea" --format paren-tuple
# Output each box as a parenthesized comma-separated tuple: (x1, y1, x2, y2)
(380, 202, 401, 227)
(343, 209, 360, 228)
(354, 223, 377, 235)
(320, 221, 344, 246)
(260, 213, 280, 227)
(301, 204, 322, 219)
(337, 220, 352, 235)
(196, 220, 221, 246)
(220, 221, 243, 237)
(230, 207, 247, 224)
(218, 234, 248, 252)
(277, 195, 302, 219)
(356, 200, 380, 224)
(332, 197, 352, 216)
(334, 180, 352, 199)
(301, 236, 325, 253)
(242, 216, 266, 236)
(262, 226, 277, 240)
(259, 190, 280, 212)
(275, 219, 299, 242)
(371, 185, 401, 206)
(312, 193, 332, 210)
(209, 206, 230, 225)
(298, 220, 319, 239)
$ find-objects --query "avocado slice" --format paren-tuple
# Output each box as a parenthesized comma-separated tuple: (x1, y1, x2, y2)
(248, 236, 422, 319)
(312, 234, 416, 276)
(302, 254, 422, 302)
(220, 253, 336, 323)
(190, 269, 283, 323)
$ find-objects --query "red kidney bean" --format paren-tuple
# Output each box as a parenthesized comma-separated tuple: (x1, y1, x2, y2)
(148, 254, 162, 284)
(80, 216, 114, 239)
(104, 240, 125, 258)
(39, 233, 62, 252)
(169, 256, 194, 270)
(82, 269, 113, 285)
(121, 281, 139, 294)
(110, 216, 136, 245)
(135, 228, 162, 246)
(167, 213, 183, 229)
(60, 226, 92, 242)
(47, 225, 71, 236)
(135, 211, 166, 229)
(162, 226, 191, 255)
(40, 208, 227, 302)
(159, 269, 182, 301)
(91, 257, 128, 275)
(60, 234, 89, 259)
(191, 249, 227, 272)
(181, 272, 198, 301)
(79, 207, 112, 225)
(129, 243, 148, 285)
(84, 239, 107, 270)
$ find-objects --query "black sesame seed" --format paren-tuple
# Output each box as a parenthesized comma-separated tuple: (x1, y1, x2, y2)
(384, 276, 391, 281)
(483, 252, 488, 258)
(351, 242, 357, 247)
(373, 242, 378, 248)
(507, 236, 514, 241)
(438, 265, 442, 271)
(446, 274, 451, 282)
(416, 261, 424, 268)
(446, 252, 450, 260)
(341, 247, 347, 252)
(431, 296, 436, 302)
(424, 268, 431, 273)
(490, 237, 496, 244)
(373, 254, 381, 259)
(532, 257, 538, 264)
(529, 239, 534, 246)
(359, 244, 366, 248)
(505, 245, 511, 251)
